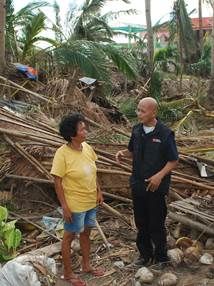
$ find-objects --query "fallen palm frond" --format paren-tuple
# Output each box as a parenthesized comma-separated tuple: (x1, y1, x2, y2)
(173, 110, 193, 130)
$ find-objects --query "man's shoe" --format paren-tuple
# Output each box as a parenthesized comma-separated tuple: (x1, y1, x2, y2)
(134, 256, 153, 267)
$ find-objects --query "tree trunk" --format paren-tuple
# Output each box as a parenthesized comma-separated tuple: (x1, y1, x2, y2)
(211, 1, 214, 78)
(175, 0, 184, 90)
(198, 0, 203, 49)
(145, 0, 154, 74)
(206, 1, 214, 110)
(0, 0, 6, 74)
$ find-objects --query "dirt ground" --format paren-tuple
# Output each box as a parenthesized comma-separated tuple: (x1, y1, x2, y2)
(2, 185, 214, 286)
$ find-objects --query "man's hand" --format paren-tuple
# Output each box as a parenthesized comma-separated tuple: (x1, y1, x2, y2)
(115, 150, 124, 163)
(145, 173, 163, 192)
(62, 205, 72, 223)
(97, 190, 104, 205)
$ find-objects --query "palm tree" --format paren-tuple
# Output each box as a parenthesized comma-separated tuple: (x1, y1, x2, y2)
(210, 0, 214, 78)
(54, 40, 138, 91)
(52, 0, 138, 90)
(5, 0, 49, 61)
(173, 0, 197, 64)
(0, 0, 6, 73)
(145, 0, 154, 74)
(61, 0, 135, 43)
(53, 0, 62, 43)
(19, 11, 56, 62)
(198, 0, 203, 49)
(206, 0, 214, 109)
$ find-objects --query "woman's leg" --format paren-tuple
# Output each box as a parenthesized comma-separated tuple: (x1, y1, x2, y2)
(80, 228, 91, 271)
(62, 230, 76, 279)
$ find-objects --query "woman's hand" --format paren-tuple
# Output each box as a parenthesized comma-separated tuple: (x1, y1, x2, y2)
(97, 190, 104, 205)
(62, 205, 72, 223)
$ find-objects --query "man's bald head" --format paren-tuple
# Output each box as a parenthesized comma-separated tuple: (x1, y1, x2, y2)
(136, 97, 158, 125)
(139, 97, 158, 113)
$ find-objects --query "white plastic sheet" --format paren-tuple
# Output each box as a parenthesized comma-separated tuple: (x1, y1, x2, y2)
(0, 254, 56, 286)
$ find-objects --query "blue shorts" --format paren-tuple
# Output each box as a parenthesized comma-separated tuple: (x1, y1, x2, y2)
(64, 207, 97, 233)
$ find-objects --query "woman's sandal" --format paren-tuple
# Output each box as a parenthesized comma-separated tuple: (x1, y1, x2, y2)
(60, 275, 86, 286)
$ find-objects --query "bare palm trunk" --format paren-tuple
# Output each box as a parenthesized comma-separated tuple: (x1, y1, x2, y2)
(176, 3, 183, 90)
(206, 0, 214, 110)
(145, 0, 154, 74)
(198, 0, 203, 49)
(211, 2, 214, 78)
(0, 0, 6, 73)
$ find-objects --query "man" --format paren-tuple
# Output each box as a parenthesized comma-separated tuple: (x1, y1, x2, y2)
(116, 97, 178, 267)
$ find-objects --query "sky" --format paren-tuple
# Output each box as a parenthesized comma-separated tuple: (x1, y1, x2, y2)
(13, 0, 212, 45)
(14, 0, 212, 27)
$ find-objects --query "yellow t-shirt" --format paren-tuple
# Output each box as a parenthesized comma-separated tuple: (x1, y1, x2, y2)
(51, 142, 98, 212)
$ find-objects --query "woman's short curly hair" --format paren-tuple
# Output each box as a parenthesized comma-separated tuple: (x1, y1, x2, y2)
(59, 113, 85, 142)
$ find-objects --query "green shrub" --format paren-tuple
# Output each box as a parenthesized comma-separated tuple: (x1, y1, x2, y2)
(0, 206, 22, 261)
(119, 97, 137, 119)
(189, 40, 211, 76)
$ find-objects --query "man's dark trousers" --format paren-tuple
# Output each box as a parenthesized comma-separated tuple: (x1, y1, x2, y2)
(132, 190, 168, 263)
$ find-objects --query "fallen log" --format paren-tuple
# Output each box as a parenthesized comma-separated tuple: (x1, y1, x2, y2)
(168, 211, 214, 236)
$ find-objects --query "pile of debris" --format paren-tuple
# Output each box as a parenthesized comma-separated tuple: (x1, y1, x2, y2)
(0, 74, 214, 285)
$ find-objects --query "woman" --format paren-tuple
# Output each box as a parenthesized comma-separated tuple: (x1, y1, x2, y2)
(51, 113, 104, 286)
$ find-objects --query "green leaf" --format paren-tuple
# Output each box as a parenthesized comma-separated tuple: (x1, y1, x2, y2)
(1, 253, 15, 261)
(12, 229, 22, 249)
(0, 206, 8, 222)
(3, 220, 17, 233)
(5, 229, 22, 250)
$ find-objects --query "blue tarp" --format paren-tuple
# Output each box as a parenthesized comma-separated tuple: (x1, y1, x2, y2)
(13, 63, 38, 80)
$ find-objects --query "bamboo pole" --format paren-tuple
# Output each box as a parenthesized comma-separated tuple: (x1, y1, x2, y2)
(4, 135, 52, 180)
(10, 211, 61, 241)
(172, 170, 214, 186)
(172, 175, 214, 192)
(10, 80, 29, 98)
(97, 168, 131, 176)
(102, 202, 132, 227)
(180, 147, 214, 153)
(98, 155, 132, 172)
(0, 107, 58, 134)
(170, 203, 214, 222)
(180, 153, 214, 167)
(85, 116, 131, 138)
(0, 75, 50, 102)
(0, 127, 62, 146)
(0, 117, 62, 140)
(102, 191, 132, 203)
(94, 147, 132, 165)
(95, 219, 111, 250)
(5, 174, 53, 184)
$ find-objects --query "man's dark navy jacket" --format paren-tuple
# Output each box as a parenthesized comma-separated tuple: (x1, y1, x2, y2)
(128, 120, 178, 196)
